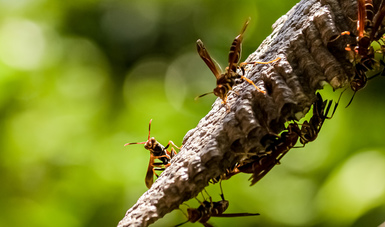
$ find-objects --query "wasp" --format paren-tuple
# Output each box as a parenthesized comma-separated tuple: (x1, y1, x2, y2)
(343, 0, 385, 106)
(346, 62, 368, 107)
(233, 122, 301, 186)
(334, 0, 385, 60)
(209, 165, 241, 184)
(355, 0, 374, 57)
(175, 183, 259, 227)
(212, 93, 341, 186)
(208, 121, 301, 186)
(208, 95, 338, 186)
(228, 93, 340, 185)
(196, 18, 280, 107)
(124, 119, 181, 189)
(298, 92, 341, 145)
(330, 1, 379, 106)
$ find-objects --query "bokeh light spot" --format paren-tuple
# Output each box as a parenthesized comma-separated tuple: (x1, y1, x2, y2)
(316, 150, 385, 225)
(0, 18, 45, 70)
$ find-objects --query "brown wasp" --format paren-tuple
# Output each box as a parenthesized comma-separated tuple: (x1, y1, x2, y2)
(208, 121, 302, 186)
(228, 93, 341, 185)
(196, 18, 280, 106)
(175, 183, 259, 227)
(343, 0, 385, 106)
(298, 92, 341, 145)
(330, 1, 379, 106)
(209, 165, 241, 184)
(347, 1, 375, 106)
(346, 62, 368, 107)
(124, 119, 181, 189)
(235, 122, 301, 186)
(355, 0, 374, 57)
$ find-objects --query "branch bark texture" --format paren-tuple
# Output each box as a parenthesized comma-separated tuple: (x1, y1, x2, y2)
(118, 0, 357, 226)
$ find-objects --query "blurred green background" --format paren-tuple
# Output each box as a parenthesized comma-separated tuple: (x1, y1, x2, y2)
(1, 0, 385, 226)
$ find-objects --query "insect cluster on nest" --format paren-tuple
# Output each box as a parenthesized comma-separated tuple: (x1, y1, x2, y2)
(125, 2, 385, 225)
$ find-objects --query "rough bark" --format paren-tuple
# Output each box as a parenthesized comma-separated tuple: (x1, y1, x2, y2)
(117, 0, 358, 226)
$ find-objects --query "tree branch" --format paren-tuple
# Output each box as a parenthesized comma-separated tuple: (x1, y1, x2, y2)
(117, 0, 357, 226)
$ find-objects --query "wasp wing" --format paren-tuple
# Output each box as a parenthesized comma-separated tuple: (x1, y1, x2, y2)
(212, 212, 260, 218)
(227, 18, 250, 75)
(196, 39, 222, 80)
(371, 0, 385, 40)
(145, 155, 155, 189)
(357, 0, 366, 38)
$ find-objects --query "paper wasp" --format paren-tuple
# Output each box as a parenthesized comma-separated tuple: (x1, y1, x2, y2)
(175, 183, 259, 227)
(234, 122, 301, 186)
(333, 1, 385, 56)
(208, 121, 301, 186)
(346, 62, 368, 107)
(343, 0, 385, 106)
(209, 166, 241, 184)
(224, 93, 340, 185)
(124, 119, 181, 189)
(346, 1, 375, 106)
(297, 92, 341, 145)
(196, 18, 280, 107)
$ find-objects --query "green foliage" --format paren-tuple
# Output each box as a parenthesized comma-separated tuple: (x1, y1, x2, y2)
(0, 0, 384, 226)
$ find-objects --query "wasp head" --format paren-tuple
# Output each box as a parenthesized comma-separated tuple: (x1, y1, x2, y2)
(213, 85, 228, 102)
(144, 137, 157, 151)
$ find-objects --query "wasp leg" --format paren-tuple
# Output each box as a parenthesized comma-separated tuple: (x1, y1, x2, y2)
(240, 75, 265, 94)
(165, 140, 182, 150)
(329, 31, 354, 42)
(244, 56, 281, 65)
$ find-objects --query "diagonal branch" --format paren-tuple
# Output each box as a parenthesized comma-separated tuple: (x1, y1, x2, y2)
(117, 0, 357, 226)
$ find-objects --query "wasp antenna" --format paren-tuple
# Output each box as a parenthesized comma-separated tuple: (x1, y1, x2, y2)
(345, 91, 356, 108)
(124, 141, 147, 146)
(367, 70, 383, 80)
(331, 88, 346, 114)
(328, 91, 343, 119)
(240, 17, 250, 35)
(337, 88, 347, 103)
(147, 119, 153, 140)
(195, 92, 214, 100)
